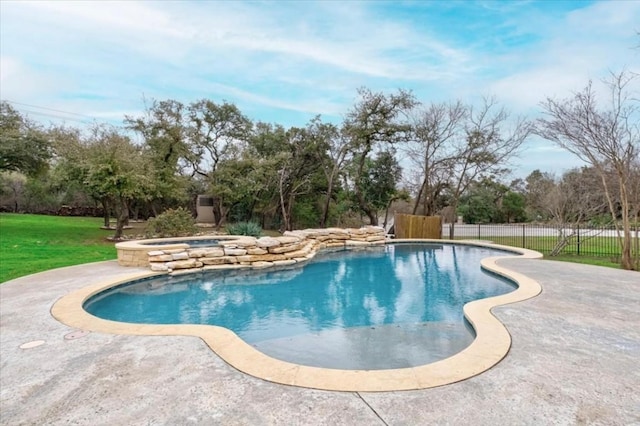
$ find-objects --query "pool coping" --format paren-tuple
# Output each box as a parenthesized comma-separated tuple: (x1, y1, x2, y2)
(51, 239, 543, 392)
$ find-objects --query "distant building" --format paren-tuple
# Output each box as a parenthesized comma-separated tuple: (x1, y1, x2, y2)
(196, 195, 215, 224)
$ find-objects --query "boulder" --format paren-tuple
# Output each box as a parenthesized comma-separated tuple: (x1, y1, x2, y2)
(274, 236, 302, 245)
(246, 247, 268, 255)
(171, 252, 190, 260)
(223, 248, 247, 256)
(251, 261, 274, 269)
(272, 259, 297, 267)
(203, 248, 225, 257)
(187, 249, 208, 258)
(256, 237, 281, 248)
(268, 242, 305, 254)
(166, 259, 197, 269)
(148, 254, 173, 262)
(150, 263, 169, 271)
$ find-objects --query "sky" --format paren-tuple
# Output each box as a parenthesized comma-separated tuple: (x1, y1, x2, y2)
(1, 0, 639, 179)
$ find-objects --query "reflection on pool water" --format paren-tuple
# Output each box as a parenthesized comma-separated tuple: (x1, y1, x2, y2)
(85, 243, 517, 370)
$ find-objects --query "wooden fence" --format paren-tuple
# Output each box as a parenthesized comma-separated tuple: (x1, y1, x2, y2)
(394, 214, 442, 239)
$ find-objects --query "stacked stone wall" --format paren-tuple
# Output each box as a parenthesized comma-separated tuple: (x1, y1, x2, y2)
(143, 226, 386, 275)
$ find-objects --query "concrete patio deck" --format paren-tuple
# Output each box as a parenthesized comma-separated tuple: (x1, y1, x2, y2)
(1, 258, 638, 425)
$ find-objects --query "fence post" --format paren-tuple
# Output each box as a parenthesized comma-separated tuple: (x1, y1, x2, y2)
(522, 224, 525, 248)
(577, 224, 580, 255)
(477, 223, 481, 240)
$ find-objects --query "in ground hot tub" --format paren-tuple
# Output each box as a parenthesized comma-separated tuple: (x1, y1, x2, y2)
(115, 235, 242, 267)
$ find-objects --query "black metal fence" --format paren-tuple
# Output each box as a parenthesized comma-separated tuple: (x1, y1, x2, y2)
(442, 223, 640, 259)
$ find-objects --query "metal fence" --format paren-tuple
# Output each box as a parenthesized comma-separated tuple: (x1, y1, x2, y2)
(442, 223, 640, 259)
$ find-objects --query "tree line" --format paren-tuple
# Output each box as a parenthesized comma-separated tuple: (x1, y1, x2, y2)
(1, 72, 638, 269)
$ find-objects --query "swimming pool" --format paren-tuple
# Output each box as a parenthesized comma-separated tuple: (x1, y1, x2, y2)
(85, 243, 517, 370)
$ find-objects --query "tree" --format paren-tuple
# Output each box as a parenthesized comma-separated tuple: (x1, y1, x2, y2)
(537, 71, 639, 269)
(248, 122, 323, 231)
(447, 97, 532, 237)
(211, 157, 265, 224)
(307, 117, 348, 227)
(501, 191, 526, 223)
(358, 150, 403, 222)
(406, 101, 466, 216)
(275, 127, 320, 231)
(187, 99, 252, 226)
(458, 178, 508, 224)
(0, 102, 51, 176)
(84, 126, 156, 239)
(49, 125, 116, 225)
(125, 99, 191, 214)
(343, 88, 417, 225)
(0, 172, 26, 212)
(541, 168, 609, 256)
(524, 169, 556, 221)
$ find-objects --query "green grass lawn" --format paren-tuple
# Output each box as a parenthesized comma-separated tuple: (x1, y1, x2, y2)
(0, 213, 131, 283)
(455, 235, 635, 269)
(463, 235, 625, 257)
(544, 254, 622, 269)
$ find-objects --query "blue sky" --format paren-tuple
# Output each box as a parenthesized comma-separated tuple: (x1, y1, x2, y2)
(1, 0, 639, 179)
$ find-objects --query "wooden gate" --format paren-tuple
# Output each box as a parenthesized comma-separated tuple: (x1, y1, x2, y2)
(394, 214, 442, 239)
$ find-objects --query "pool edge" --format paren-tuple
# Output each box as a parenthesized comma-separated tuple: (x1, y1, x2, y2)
(51, 240, 543, 392)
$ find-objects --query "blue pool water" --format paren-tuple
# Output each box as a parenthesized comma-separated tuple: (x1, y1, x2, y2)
(85, 243, 517, 369)
(142, 239, 220, 248)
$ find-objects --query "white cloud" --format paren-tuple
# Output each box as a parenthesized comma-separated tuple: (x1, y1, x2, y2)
(485, 0, 640, 111)
(202, 82, 344, 117)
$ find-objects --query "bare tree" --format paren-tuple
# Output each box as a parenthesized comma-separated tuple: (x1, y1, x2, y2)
(631, 160, 640, 269)
(404, 98, 530, 237)
(405, 101, 466, 216)
(447, 97, 532, 237)
(542, 168, 609, 255)
(537, 71, 639, 270)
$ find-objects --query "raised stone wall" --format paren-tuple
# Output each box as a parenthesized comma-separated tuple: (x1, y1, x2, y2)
(141, 226, 386, 275)
(116, 242, 190, 267)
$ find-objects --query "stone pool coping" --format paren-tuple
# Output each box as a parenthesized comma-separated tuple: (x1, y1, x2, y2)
(51, 239, 543, 392)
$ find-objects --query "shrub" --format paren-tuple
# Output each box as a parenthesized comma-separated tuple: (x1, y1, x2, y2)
(144, 207, 197, 237)
(226, 221, 262, 237)
(588, 214, 614, 228)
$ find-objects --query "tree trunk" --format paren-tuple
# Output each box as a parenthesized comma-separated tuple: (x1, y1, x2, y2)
(383, 202, 392, 229)
(448, 201, 458, 239)
(366, 208, 378, 226)
(150, 201, 158, 217)
(113, 198, 129, 240)
(131, 203, 139, 221)
(320, 176, 335, 228)
(286, 193, 295, 231)
(278, 171, 290, 232)
(211, 196, 222, 228)
(101, 197, 110, 227)
(354, 149, 378, 226)
(550, 229, 570, 256)
(412, 178, 426, 215)
(620, 206, 634, 270)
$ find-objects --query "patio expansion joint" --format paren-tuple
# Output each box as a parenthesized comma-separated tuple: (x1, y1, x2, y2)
(356, 392, 389, 426)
